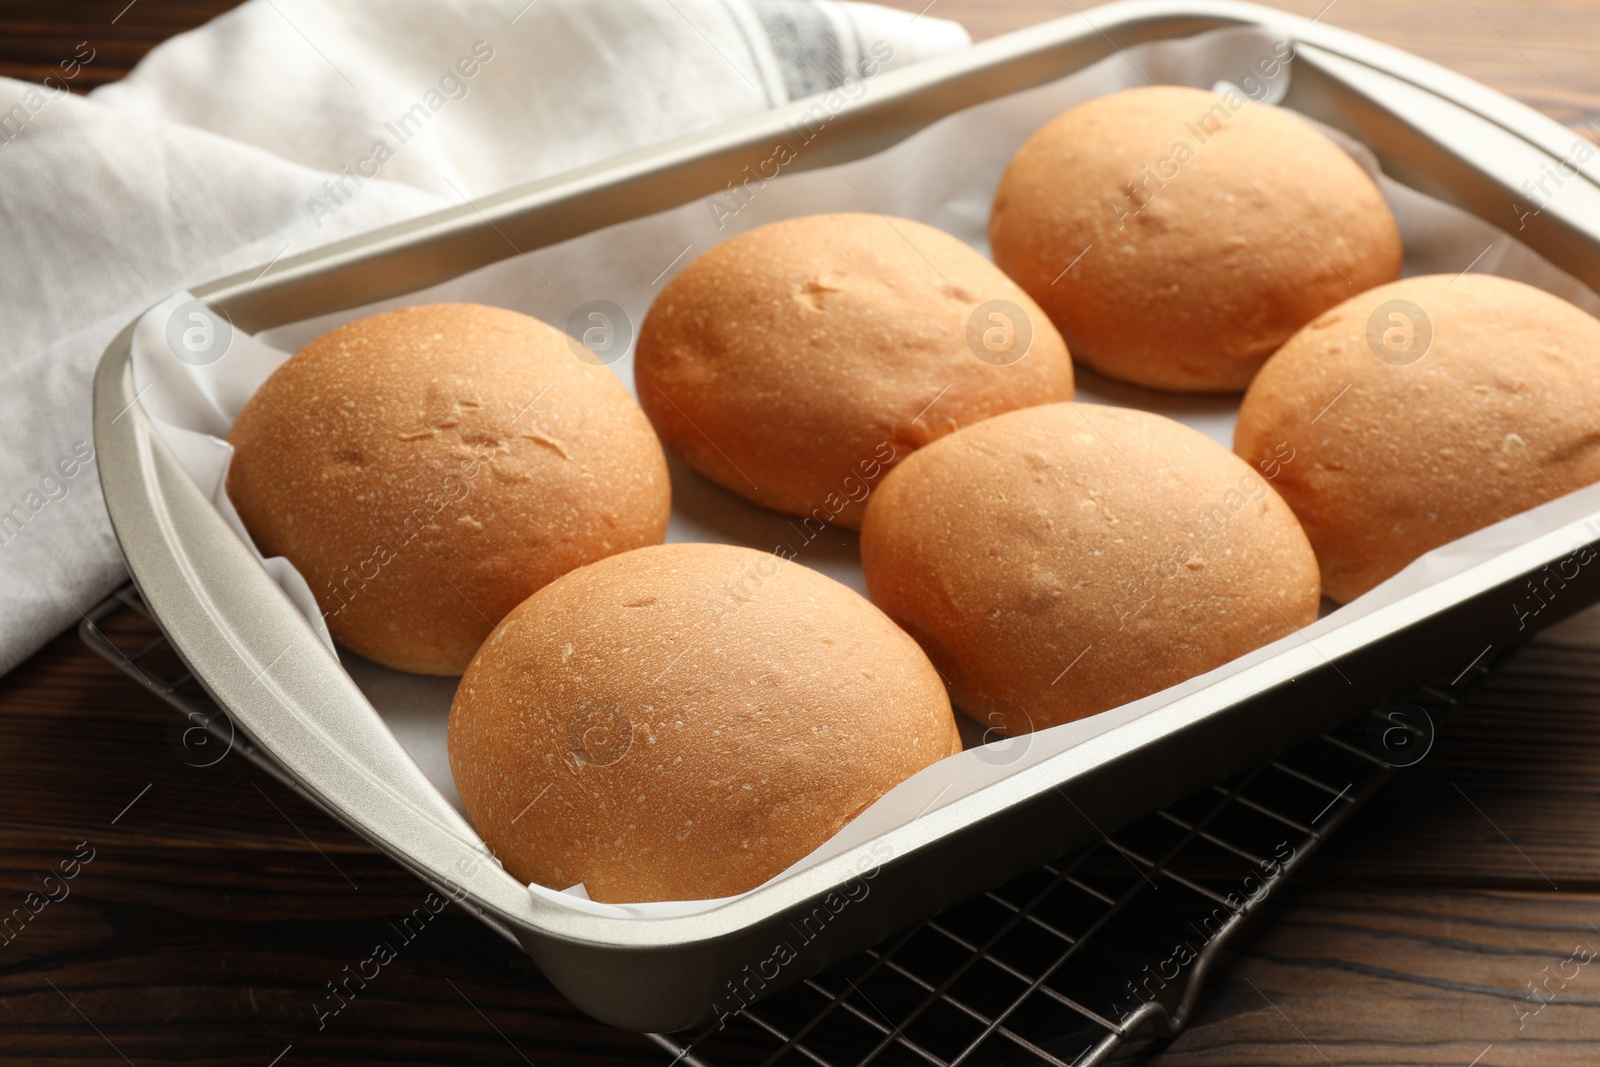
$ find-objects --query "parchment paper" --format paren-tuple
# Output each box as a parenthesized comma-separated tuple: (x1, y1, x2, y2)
(131, 26, 1600, 917)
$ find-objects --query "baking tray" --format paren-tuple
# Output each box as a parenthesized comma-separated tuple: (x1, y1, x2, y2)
(90, 0, 1600, 1033)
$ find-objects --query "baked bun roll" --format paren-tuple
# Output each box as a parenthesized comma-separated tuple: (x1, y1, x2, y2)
(1235, 274, 1600, 603)
(636, 212, 1073, 529)
(227, 303, 670, 676)
(447, 542, 960, 903)
(989, 85, 1402, 393)
(860, 403, 1320, 734)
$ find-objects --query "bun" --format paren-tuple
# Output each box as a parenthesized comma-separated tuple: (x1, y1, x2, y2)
(1235, 274, 1600, 602)
(989, 85, 1401, 392)
(226, 303, 670, 675)
(636, 212, 1073, 529)
(860, 403, 1320, 734)
(447, 542, 961, 903)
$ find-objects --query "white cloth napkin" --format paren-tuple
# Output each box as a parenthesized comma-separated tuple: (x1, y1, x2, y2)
(0, 0, 968, 675)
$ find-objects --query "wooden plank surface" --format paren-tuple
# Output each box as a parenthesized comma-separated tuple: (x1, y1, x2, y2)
(1150, 607, 1600, 1065)
(4, 1, 1600, 1064)
(0, 1, 239, 92)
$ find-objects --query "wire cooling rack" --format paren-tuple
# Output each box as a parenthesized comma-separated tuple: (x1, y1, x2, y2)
(81, 584, 1484, 1067)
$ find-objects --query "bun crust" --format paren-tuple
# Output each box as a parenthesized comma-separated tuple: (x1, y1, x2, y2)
(636, 212, 1073, 528)
(989, 86, 1402, 392)
(860, 403, 1320, 734)
(1235, 274, 1600, 602)
(226, 303, 670, 675)
(447, 542, 961, 903)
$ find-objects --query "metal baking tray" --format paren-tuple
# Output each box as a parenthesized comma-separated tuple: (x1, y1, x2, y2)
(91, 0, 1600, 1033)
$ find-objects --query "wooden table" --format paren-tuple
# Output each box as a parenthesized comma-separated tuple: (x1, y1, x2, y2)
(3, 1, 1600, 1063)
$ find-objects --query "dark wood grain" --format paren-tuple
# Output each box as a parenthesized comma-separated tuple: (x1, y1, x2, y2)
(0, 1, 239, 92)
(1151, 885, 1600, 1064)
(1144, 606, 1600, 1064)
(5, 1, 1600, 1064)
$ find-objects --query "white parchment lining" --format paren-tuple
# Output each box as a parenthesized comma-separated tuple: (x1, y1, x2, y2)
(131, 27, 1600, 918)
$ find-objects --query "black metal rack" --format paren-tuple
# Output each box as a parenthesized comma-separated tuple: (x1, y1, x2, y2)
(81, 584, 1479, 1067)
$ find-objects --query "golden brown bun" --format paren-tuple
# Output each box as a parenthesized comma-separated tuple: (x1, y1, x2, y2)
(447, 542, 961, 903)
(989, 86, 1402, 393)
(226, 303, 670, 676)
(1235, 274, 1600, 603)
(860, 403, 1320, 734)
(636, 212, 1073, 529)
